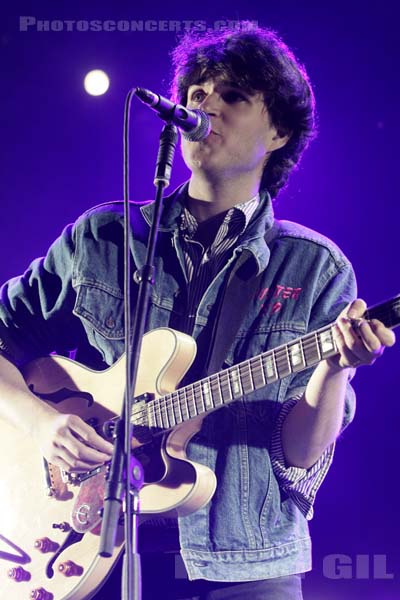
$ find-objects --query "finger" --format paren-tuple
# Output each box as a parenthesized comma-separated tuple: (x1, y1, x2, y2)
(337, 317, 366, 357)
(66, 415, 114, 454)
(50, 455, 75, 473)
(346, 298, 367, 319)
(353, 320, 384, 356)
(48, 443, 104, 472)
(369, 319, 396, 347)
(62, 430, 113, 465)
(332, 322, 364, 367)
(351, 319, 395, 358)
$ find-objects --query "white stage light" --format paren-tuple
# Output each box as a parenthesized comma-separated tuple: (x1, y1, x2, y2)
(84, 70, 110, 96)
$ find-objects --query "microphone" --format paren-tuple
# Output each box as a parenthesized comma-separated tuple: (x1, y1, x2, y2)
(134, 87, 211, 142)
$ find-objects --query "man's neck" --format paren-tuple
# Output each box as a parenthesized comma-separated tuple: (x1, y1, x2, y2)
(187, 174, 260, 222)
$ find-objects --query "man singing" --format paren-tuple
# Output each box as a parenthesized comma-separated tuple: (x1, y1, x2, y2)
(0, 23, 395, 599)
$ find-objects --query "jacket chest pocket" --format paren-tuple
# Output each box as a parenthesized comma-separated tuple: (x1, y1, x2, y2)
(73, 284, 125, 364)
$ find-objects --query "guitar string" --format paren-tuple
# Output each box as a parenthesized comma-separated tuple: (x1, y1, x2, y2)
(134, 305, 400, 429)
(130, 329, 313, 407)
(132, 327, 333, 429)
(132, 302, 400, 429)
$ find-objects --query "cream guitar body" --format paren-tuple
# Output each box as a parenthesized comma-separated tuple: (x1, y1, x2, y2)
(0, 328, 216, 600)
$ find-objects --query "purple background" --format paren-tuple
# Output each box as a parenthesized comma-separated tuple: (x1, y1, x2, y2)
(1, 2, 399, 598)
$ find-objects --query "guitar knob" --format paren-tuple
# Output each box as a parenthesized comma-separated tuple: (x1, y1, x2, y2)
(103, 418, 116, 439)
(34, 537, 59, 553)
(58, 560, 84, 577)
(30, 589, 53, 600)
(7, 566, 31, 581)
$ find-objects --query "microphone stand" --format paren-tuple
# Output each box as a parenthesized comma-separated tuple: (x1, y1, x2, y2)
(98, 88, 178, 600)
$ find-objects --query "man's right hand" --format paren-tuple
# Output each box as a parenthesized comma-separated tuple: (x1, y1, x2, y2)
(35, 411, 114, 473)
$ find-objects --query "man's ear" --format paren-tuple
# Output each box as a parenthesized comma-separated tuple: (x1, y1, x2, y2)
(269, 130, 292, 152)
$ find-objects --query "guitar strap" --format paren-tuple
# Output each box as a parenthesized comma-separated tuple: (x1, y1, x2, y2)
(205, 220, 280, 376)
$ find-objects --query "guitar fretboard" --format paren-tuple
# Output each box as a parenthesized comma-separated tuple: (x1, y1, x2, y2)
(145, 324, 337, 431)
(133, 295, 400, 432)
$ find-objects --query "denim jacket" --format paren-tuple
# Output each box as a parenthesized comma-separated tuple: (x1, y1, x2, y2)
(0, 183, 356, 581)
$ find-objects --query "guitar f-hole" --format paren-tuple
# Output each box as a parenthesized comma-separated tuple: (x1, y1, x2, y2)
(45, 530, 84, 579)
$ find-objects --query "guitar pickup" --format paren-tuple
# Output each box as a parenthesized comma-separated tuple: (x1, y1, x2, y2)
(103, 392, 155, 440)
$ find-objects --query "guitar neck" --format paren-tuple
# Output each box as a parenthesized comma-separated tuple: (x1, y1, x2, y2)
(144, 294, 400, 432)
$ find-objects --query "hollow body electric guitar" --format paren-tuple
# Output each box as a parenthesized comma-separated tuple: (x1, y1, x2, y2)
(1, 296, 399, 600)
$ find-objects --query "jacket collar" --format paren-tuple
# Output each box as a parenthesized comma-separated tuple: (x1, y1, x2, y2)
(140, 181, 190, 232)
(140, 181, 275, 273)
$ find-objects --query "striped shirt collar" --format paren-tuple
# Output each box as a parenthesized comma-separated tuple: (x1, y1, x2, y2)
(180, 193, 260, 238)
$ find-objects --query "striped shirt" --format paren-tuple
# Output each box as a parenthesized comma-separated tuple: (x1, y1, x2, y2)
(179, 193, 260, 334)
(179, 193, 332, 519)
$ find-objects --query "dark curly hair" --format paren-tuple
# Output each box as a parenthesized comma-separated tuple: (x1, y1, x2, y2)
(170, 23, 317, 199)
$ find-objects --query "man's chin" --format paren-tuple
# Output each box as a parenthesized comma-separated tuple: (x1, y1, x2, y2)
(184, 155, 216, 173)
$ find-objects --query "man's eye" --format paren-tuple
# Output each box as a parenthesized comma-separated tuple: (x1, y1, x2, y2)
(222, 90, 246, 103)
(190, 90, 205, 103)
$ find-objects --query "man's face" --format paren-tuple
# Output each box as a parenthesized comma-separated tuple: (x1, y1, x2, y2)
(181, 77, 286, 184)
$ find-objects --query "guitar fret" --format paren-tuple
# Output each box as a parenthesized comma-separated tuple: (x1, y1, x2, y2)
(219, 370, 232, 403)
(315, 332, 322, 361)
(211, 374, 223, 406)
(299, 337, 306, 367)
(251, 357, 266, 389)
(302, 332, 320, 366)
(154, 399, 163, 429)
(276, 347, 291, 378)
(239, 361, 254, 395)
(162, 396, 171, 429)
(263, 351, 278, 382)
(319, 327, 336, 357)
(148, 401, 156, 429)
(202, 378, 215, 410)
(182, 386, 192, 420)
(229, 366, 242, 398)
(288, 340, 305, 372)
(174, 390, 183, 424)
(167, 395, 176, 428)
(285, 345, 293, 374)
(193, 382, 202, 416)
(199, 383, 206, 412)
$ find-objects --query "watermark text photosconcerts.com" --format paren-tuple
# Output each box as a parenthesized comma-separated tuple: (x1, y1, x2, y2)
(19, 17, 259, 33)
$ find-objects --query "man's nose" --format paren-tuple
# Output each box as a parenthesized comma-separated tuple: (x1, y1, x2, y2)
(198, 92, 220, 115)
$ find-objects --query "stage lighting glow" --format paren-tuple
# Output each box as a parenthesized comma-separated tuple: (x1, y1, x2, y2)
(84, 70, 110, 96)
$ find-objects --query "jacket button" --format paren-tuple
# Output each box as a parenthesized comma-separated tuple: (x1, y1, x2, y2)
(193, 560, 209, 567)
(105, 316, 115, 329)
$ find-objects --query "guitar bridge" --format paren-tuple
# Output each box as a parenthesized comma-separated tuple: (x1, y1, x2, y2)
(60, 466, 103, 485)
